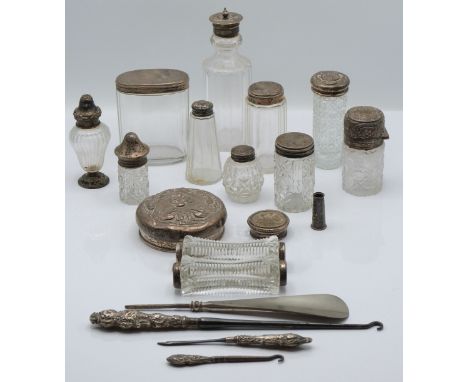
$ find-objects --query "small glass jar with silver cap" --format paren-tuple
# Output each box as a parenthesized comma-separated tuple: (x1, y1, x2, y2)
(342, 106, 389, 196)
(116, 69, 189, 165)
(186, 100, 222, 185)
(114, 132, 149, 205)
(310, 71, 350, 169)
(245, 81, 287, 173)
(274, 132, 315, 212)
(222, 145, 264, 203)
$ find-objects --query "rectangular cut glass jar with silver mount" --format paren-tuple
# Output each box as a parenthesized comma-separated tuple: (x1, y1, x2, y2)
(245, 82, 287, 173)
(274, 133, 315, 213)
(175, 236, 286, 295)
(116, 69, 189, 165)
(311, 71, 350, 169)
(342, 106, 389, 196)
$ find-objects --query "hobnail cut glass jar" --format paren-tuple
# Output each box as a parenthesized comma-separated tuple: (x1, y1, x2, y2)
(177, 235, 283, 295)
(116, 69, 189, 165)
(222, 145, 264, 203)
(186, 101, 222, 185)
(204, 9, 251, 152)
(342, 106, 389, 196)
(311, 71, 350, 170)
(274, 133, 315, 213)
(245, 81, 287, 173)
(118, 164, 149, 204)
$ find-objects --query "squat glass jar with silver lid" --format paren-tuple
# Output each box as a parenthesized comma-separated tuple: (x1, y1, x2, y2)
(342, 106, 389, 196)
(222, 145, 264, 203)
(274, 132, 315, 212)
(311, 71, 349, 169)
(116, 69, 189, 165)
(245, 81, 287, 173)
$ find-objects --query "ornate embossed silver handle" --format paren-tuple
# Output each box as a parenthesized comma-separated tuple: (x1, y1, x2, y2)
(167, 354, 284, 367)
(158, 333, 312, 348)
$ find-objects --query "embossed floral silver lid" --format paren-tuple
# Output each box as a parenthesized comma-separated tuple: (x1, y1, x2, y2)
(136, 188, 227, 252)
(344, 106, 389, 150)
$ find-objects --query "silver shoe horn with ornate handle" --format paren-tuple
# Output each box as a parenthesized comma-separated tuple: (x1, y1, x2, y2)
(125, 294, 349, 320)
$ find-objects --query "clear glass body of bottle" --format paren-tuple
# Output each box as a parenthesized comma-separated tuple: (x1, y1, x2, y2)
(222, 145, 264, 203)
(342, 106, 389, 196)
(274, 132, 315, 213)
(310, 71, 350, 169)
(245, 81, 287, 173)
(118, 164, 149, 204)
(186, 101, 222, 185)
(176, 235, 285, 295)
(116, 69, 189, 165)
(204, 12, 251, 151)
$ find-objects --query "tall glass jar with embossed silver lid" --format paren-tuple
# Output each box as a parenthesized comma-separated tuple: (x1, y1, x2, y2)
(245, 81, 287, 173)
(274, 132, 315, 213)
(311, 71, 349, 169)
(203, 8, 251, 151)
(116, 69, 189, 165)
(342, 106, 389, 196)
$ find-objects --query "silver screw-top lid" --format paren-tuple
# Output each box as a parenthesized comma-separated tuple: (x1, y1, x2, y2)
(344, 106, 389, 150)
(191, 100, 214, 117)
(116, 69, 189, 94)
(231, 145, 255, 162)
(310, 71, 350, 97)
(275, 132, 314, 158)
(73, 94, 101, 129)
(114, 132, 149, 168)
(248, 81, 285, 106)
(209, 8, 243, 38)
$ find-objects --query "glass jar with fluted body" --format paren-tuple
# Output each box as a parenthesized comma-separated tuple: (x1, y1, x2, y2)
(203, 8, 251, 151)
(274, 132, 315, 212)
(186, 101, 222, 185)
(310, 71, 350, 169)
(245, 81, 287, 173)
(174, 235, 286, 295)
(342, 106, 389, 196)
(69, 95, 111, 189)
(116, 69, 189, 165)
(222, 145, 264, 203)
(114, 132, 149, 205)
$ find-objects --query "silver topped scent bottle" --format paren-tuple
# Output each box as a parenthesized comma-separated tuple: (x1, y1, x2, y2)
(342, 106, 389, 196)
(274, 132, 315, 212)
(311, 71, 349, 170)
(69, 95, 111, 189)
(222, 145, 264, 203)
(114, 132, 149, 205)
(186, 101, 222, 185)
(245, 81, 287, 173)
(203, 8, 252, 151)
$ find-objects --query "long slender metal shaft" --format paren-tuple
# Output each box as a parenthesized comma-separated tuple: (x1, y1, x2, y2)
(167, 354, 284, 367)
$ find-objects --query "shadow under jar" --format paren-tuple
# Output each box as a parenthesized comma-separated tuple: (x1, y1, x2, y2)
(116, 69, 189, 165)
(245, 81, 287, 174)
(274, 132, 315, 213)
(342, 106, 389, 196)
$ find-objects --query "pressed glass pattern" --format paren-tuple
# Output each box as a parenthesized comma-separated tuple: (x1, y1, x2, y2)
(222, 157, 263, 203)
(118, 164, 149, 205)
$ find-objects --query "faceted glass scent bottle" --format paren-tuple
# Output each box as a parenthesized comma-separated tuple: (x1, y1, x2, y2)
(274, 132, 315, 213)
(342, 106, 390, 196)
(69, 95, 111, 189)
(311, 71, 350, 170)
(203, 8, 252, 151)
(174, 235, 286, 295)
(245, 81, 287, 173)
(186, 101, 222, 185)
(116, 69, 189, 165)
(222, 145, 264, 203)
(114, 132, 149, 205)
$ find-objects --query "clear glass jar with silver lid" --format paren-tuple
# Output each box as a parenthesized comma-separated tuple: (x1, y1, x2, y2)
(203, 8, 252, 151)
(114, 132, 149, 205)
(186, 100, 222, 185)
(274, 132, 315, 212)
(116, 69, 189, 165)
(342, 106, 389, 196)
(311, 71, 350, 170)
(223, 145, 264, 203)
(245, 81, 287, 173)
